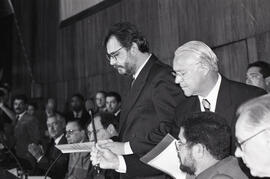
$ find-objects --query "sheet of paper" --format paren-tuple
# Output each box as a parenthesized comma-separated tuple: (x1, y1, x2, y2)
(140, 134, 186, 179)
(55, 142, 94, 153)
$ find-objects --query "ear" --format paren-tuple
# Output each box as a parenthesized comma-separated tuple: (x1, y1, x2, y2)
(106, 124, 116, 134)
(192, 143, 205, 159)
(198, 62, 209, 75)
(130, 42, 139, 56)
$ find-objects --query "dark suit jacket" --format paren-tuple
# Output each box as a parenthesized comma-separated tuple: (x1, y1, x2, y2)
(65, 109, 91, 127)
(119, 55, 185, 178)
(14, 112, 41, 169)
(186, 156, 248, 179)
(37, 135, 69, 179)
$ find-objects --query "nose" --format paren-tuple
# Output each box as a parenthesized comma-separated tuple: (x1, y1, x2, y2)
(109, 57, 116, 66)
(174, 75, 182, 84)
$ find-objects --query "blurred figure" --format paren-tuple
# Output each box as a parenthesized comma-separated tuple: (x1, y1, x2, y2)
(65, 119, 90, 179)
(13, 94, 41, 170)
(66, 93, 90, 126)
(27, 102, 37, 116)
(235, 94, 270, 177)
(95, 91, 107, 112)
(45, 98, 57, 117)
(177, 112, 248, 179)
(105, 91, 121, 131)
(28, 113, 68, 179)
(88, 112, 119, 179)
(246, 61, 270, 92)
(85, 98, 97, 119)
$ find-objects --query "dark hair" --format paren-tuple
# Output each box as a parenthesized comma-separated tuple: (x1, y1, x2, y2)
(248, 61, 270, 78)
(104, 22, 149, 53)
(28, 102, 37, 109)
(13, 94, 28, 104)
(106, 91, 121, 103)
(180, 112, 231, 160)
(92, 112, 117, 129)
(71, 93, 85, 102)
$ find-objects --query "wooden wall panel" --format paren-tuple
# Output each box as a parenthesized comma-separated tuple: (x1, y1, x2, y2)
(11, 0, 270, 111)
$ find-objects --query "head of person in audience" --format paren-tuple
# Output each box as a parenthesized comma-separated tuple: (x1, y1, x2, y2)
(13, 94, 28, 115)
(70, 93, 85, 113)
(27, 102, 37, 116)
(66, 119, 86, 144)
(106, 91, 121, 114)
(46, 98, 57, 117)
(173, 41, 219, 97)
(176, 112, 231, 176)
(235, 94, 270, 177)
(87, 112, 118, 142)
(95, 91, 106, 110)
(47, 113, 66, 140)
(246, 61, 270, 92)
(104, 22, 150, 76)
(85, 98, 97, 116)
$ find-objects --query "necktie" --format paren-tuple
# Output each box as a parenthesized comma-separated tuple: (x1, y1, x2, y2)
(202, 99, 211, 111)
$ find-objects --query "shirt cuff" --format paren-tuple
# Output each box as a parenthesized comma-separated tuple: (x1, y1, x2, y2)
(37, 155, 43, 162)
(115, 155, 126, 173)
(124, 142, 133, 155)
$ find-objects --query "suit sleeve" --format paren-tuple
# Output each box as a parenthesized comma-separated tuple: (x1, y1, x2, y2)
(130, 69, 185, 155)
(122, 154, 165, 178)
(27, 116, 42, 144)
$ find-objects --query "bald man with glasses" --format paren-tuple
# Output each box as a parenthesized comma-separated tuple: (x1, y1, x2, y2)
(235, 94, 270, 178)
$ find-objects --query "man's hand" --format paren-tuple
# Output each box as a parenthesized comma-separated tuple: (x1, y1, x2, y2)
(98, 140, 125, 155)
(28, 143, 44, 160)
(90, 144, 120, 170)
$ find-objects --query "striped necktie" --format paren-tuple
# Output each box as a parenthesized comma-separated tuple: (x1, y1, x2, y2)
(202, 99, 211, 111)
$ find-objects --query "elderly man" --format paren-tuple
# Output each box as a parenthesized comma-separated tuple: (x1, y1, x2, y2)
(172, 41, 266, 150)
(246, 61, 270, 92)
(235, 94, 270, 178)
(65, 119, 90, 179)
(177, 112, 248, 179)
(28, 113, 68, 179)
(92, 22, 184, 178)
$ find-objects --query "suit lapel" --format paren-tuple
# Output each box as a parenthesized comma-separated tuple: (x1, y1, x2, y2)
(215, 77, 232, 114)
(119, 55, 157, 133)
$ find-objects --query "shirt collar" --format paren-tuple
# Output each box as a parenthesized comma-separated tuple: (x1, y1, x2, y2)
(17, 111, 26, 121)
(198, 74, 222, 112)
(54, 133, 64, 145)
(73, 110, 83, 118)
(132, 54, 152, 80)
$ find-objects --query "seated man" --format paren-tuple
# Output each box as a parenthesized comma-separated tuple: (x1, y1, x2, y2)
(87, 112, 119, 179)
(105, 91, 121, 131)
(177, 112, 248, 179)
(65, 119, 90, 179)
(235, 94, 270, 178)
(246, 61, 270, 92)
(28, 113, 68, 179)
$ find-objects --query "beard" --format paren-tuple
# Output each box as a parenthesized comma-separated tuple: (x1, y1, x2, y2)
(180, 164, 195, 175)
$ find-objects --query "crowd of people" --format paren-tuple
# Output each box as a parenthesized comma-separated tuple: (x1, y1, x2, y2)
(0, 21, 270, 179)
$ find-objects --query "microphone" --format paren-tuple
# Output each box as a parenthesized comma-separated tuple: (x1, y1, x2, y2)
(0, 132, 24, 178)
(44, 153, 63, 179)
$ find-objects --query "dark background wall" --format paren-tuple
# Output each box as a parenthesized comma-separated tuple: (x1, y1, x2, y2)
(7, 0, 270, 110)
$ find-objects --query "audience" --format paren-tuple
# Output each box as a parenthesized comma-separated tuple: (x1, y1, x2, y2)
(45, 98, 58, 117)
(65, 93, 91, 126)
(246, 61, 270, 92)
(27, 102, 37, 116)
(65, 119, 91, 179)
(95, 91, 107, 112)
(13, 94, 41, 170)
(105, 91, 121, 131)
(88, 112, 119, 179)
(28, 113, 68, 179)
(178, 112, 248, 179)
(235, 94, 270, 178)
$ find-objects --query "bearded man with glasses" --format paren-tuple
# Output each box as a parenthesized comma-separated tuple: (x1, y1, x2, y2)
(235, 94, 270, 178)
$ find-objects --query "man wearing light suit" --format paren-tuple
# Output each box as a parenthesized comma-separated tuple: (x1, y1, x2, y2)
(90, 22, 184, 179)
(172, 41, 266, 178)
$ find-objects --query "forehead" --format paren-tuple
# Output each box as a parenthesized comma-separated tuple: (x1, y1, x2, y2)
(96, 93, 105, 98)
(247, 66, 261, 75)
(106, 36, 122, 54)
(66, 121, 80, 129)
(178, 127, 186, 141)
(235, 113, 254, 140)
(106, 96, 117, 101)
(173, 52, 199, 71)
(88, 116, 103, 130)
(47, 116, 58, 124)
(14, 99, 24, 104)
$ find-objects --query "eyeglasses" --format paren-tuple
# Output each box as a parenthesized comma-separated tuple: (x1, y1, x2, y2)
(106, 46, 124, 61)
(175, 140, 186, 153)
(235, 128, 270, 151)
(66, 129, 81, 135)
(171, 71, 187, 79)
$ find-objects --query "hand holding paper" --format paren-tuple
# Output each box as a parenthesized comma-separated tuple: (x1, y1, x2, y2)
(98, 140, 126, 155)
(90, 144, 120, 170)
